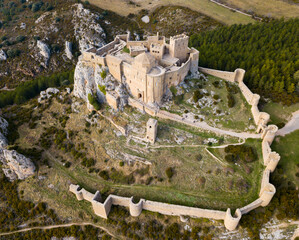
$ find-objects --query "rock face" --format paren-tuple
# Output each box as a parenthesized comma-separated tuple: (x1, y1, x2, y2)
(65, 41, 73, 60)
(37, 40, 51, 61)
(73, 58, 96, 102)
(0, 117, 8, 148)
(1, 150, 35, 180)
(0, 116, 35, 181)
(72, 4, 106, 52)
(0, 50, 7, 61)
(74, 57, 129, 110)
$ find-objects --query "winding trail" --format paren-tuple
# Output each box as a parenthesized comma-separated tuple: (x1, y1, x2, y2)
(157, 109, 261, 139)
(0, 222, 115, 238)
(129, 98, 261, 139)
(276, 110, 299, 136)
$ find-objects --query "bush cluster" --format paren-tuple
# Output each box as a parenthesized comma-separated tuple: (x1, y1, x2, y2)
(224, 144, 256, 163)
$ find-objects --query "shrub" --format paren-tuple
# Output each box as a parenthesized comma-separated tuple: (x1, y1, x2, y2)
(88, 93, 101, 110)
(81, 158, 95, 167)
(213, 94, 220, 100)
(99, 170, 109, 180)
(212, 81, 221, 88)
(225, 144, 256, 163)
(184, 109, 189, 113)
(98, 85, 106, 95)
(165, 167, 174, 179)
(100, 70, 107, 79)
(193, 90, 203, 102)
(7, 49, 21, 58)
(276, 122, 285, 129)
(122, 46, 130, 53)
(32, 3, 41, 12)
(16, 35, 26, 42)
(170, 86, 177, 96)
(227, 93, 235, 108)
(119, 161, 124, 167)
(174, 94, 183, 105)
(51, 44, 60, 53)
(33, 35, 40, 41)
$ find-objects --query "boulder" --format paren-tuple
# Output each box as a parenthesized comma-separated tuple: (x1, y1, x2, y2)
(1, 150, 35, 180)
(37, 40, 51, 60)
(65, 41, 73, 60)
(0, 50, 7, 61)
(38, 88, 59, 102)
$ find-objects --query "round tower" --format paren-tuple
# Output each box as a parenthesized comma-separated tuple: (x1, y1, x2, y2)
(260, 183, 276, 207)
(224, 208, 242, 231)
(264, 125, 278, 145)
(266, 152, 280, 172)
(234, 68, 245, 83)
(129, 197, 144, 217)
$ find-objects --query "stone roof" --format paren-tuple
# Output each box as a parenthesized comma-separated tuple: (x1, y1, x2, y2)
(134, 52, 156, 68)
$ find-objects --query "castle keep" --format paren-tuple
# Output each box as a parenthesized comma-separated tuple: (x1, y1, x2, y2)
(81, 33, 199, 107)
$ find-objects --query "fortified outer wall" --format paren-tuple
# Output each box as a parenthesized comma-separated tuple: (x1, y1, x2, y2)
(199, 67, 270, 133)
(70, 184, 243, 230)
(71, 65, 281, 231)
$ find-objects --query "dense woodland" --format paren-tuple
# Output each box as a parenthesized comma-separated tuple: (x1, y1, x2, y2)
(190, 19, 299, 105)
(0, 70, 74, 108)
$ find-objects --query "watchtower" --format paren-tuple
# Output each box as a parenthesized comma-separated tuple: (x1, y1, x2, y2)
(169, 34, 189, 63)
(146, 118, 158, 143)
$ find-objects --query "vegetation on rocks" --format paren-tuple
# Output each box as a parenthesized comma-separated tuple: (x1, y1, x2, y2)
(88, 93, 101, 110)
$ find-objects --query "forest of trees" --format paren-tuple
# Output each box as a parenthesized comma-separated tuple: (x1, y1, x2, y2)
(0, 70, 74, 108)
(190, 19, 299, 105)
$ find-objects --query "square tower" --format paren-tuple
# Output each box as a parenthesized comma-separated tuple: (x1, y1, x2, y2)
(146, 118, 158, 143)
(169, 34, 189, 63)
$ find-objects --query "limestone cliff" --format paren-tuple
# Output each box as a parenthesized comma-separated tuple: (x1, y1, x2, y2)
(74, 59, 128, 110)
(0, 116, 35, 181)
(1, 150, 35, 181)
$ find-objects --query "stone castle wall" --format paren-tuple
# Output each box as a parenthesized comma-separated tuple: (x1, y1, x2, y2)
(71, 66, 281, 231)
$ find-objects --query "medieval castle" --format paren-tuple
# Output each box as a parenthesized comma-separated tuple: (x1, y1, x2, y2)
(81, 33, 199, 108)
(71, 33, 281, 231)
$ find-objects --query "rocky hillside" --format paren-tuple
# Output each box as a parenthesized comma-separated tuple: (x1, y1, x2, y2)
(0, 0, 143, 90)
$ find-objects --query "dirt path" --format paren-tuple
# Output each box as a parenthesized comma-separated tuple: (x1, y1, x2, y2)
(276, 110, 299, 136)
(0, 222, 115, 238)
(209, 0, 262, 20)
(157, 109, 261, 139)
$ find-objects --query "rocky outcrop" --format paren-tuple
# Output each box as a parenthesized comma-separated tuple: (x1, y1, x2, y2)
(0, 117, 8, 148)
(1, 150, 35, 180)
(65, 41, 73, 60)
(0, 50, 7, 61)
(73, 58, 95, 102)
(0, 116, 35, 181)
(72, 4, 106, 52)
(37, 40, 51, 62)
(38, 88, 59, 103)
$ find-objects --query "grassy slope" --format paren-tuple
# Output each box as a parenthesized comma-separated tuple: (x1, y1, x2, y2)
(262, 102, 299, 125)
(88, 0, 256, 25)
(222, 0, 299, 18)
(271, 130, 299, 187)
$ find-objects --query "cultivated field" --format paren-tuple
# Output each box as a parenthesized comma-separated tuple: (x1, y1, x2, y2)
(88, 0, 256, 25)
(222, 0, 299, 18)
